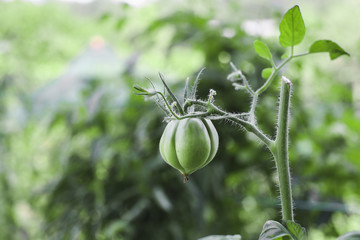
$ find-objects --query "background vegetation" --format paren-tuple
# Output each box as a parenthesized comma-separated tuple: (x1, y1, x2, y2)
(0, 0, 359, 239)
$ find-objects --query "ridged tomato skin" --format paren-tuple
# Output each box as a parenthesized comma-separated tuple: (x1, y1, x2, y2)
(159, 118, 219, 176)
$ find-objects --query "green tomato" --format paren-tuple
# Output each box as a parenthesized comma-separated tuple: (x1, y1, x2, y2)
(159, 118, 219, 181)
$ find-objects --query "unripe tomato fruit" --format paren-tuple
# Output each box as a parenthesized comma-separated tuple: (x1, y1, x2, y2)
(159, 118, 219, 181)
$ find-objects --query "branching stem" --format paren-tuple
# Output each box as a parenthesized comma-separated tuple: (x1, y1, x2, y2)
(156, 91, 181, 120)
(185, 99, 274, 148)
(173, 112, 210, 120)
(256, 56, 292, 96)
(293, 52, 309, 58)
(230, 62, 255, 96)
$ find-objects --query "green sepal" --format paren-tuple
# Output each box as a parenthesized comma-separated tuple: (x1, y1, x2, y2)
(133, 85, 157, 96)
(190, 67, 206, 100)
(159, 73, 185, 115)
(184, 77, 190, 100)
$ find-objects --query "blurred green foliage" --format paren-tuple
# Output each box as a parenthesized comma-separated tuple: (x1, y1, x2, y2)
(0, 1, 359, 240)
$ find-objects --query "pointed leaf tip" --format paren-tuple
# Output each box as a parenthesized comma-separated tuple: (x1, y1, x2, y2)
(190, 68, 206, 100)
(309, 40, 350, 60)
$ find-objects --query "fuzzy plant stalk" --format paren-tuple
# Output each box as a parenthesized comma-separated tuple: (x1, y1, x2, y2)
(274, 77, 293, 222)
(135, 5, 352, 240)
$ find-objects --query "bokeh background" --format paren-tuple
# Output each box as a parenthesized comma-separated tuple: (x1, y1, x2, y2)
(0, 0, 359, 239)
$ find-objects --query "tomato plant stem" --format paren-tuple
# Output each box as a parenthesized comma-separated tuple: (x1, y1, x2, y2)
(230, 62, 255, 96)
(184, 99, 274, 148)
(249, 93, 258, 124)
(256, 56, 292, 96)
(274, 77, 294, 222)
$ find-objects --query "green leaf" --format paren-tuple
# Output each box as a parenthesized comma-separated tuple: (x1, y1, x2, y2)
(337, 231, 360, 240)
(261, 68, 273, 79)
(198, 235, 242, 240)
(279, 5, 305, 47)
(259, 220, 291, 240)
(254, 40, 272, 61)
(284, 221, 307, 240)
(309, 40, 350, 60)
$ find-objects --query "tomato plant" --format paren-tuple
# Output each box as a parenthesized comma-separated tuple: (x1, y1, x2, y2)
(135, 5, 356, 240)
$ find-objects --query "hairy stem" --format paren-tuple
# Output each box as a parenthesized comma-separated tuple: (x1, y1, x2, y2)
(156, 91, 181, 120)
(249, 93, 258, 124)
(248, 55, 293, 118)
(227, 115, 274, 148)
(255, 56, 292, 96)
(230, 62, 255, 95)
(185, 99, 274, 148)
(175, 112, 210, 120)
(274, 77, 293, 221)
